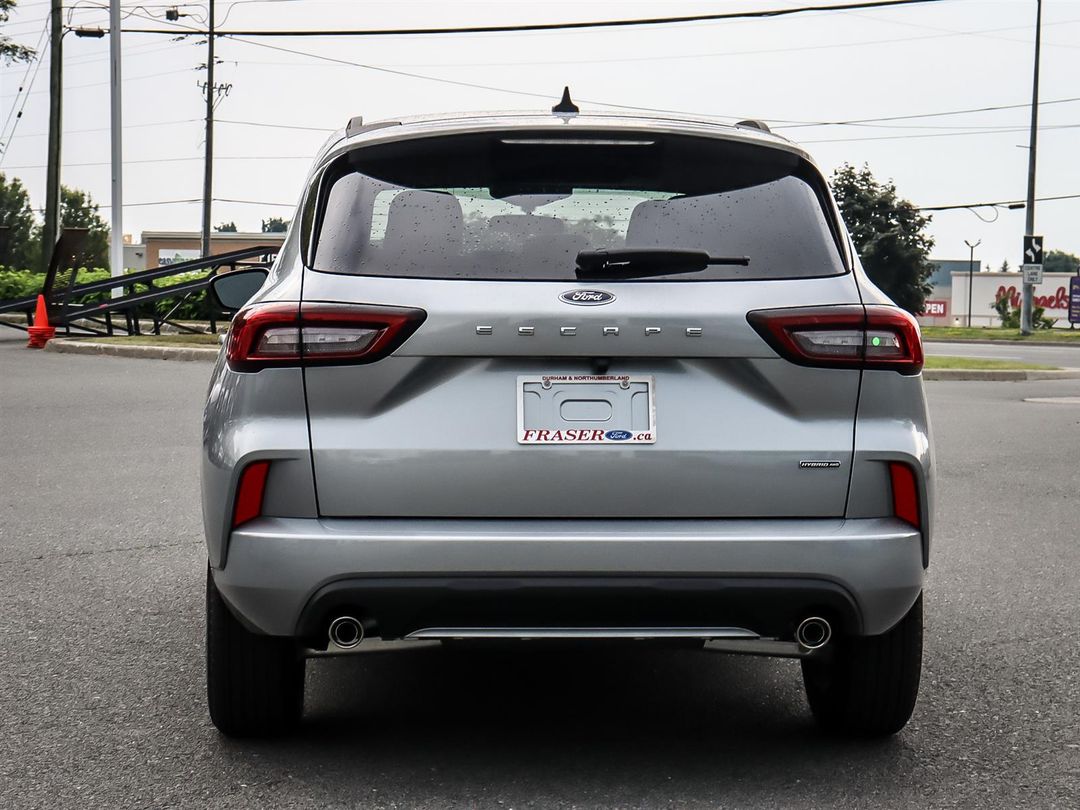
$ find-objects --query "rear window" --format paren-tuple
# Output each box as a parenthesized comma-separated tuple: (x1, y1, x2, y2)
(310, 131, 846, 281)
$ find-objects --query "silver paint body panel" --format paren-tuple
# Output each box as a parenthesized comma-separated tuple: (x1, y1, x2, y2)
(213, 516, 923, 638)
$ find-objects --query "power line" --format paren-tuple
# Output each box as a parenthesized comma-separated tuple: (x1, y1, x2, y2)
(84, 0, 953, 37)
(919, 192, 1080, 211)
(4, 117, 200, 139)
(218, 31, 1080, 129)
(4, 154, 310, 169)
(218, 16, 1080, 69)
(223, 35, 761, 120)
(778, 95, 1080, 128)
(0, 38, 199, 72)
(35, 192, 1080, 214)
(38, 195, 297, 210)
(215, 197, 294, 207)
(801, 122, 1080, 144)
(37, 197, 204, 210)
(0, 17, 51, 161)
(67, 2, 1070, 130)
(215, 118, 333, 132)
(224, 35, 612, 108)
(0, 66, 200, 100)
(56, 12, 1080, 134)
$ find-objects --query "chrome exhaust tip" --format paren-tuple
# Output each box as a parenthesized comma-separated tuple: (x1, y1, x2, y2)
(795, 617, 832, 651)
(328, 616, 364, 649)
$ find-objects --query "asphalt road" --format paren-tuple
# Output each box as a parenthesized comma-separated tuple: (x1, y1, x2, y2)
(1, 343, 1078, 809)
(925, 339, 1080, 368)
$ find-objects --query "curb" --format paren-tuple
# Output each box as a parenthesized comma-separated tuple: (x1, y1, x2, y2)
(43, 338, 219, 362)
(925, 339, 1080, 348)
(923, 369, 1080, 381)
(0, 313, 214, 333)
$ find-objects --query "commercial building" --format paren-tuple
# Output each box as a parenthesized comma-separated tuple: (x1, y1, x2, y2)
(121, 231, 286, 271)
(919, 258, 1076, 328)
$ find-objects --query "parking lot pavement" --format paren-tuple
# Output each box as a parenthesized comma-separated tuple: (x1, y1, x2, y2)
(1, 341, 1078, 809)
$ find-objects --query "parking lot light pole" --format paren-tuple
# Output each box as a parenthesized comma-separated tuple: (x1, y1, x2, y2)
(109, 0, 123, 296)
(1021, 0, 1043, 335)
(201, 0, 215, 258)
(965, 239, 981, 328)
(42, 0, 62, 273)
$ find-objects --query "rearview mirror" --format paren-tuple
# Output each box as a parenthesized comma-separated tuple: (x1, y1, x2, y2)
(209, 267, 269, 311)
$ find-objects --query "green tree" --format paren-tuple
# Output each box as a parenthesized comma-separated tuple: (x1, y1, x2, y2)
(261, 216, 289, 233)
(0, 172, 39, 270)
(999, 260, 1010, 273)
(1, 2, 35, 64)
(830, 163, 935, 314)
(59, 185, 109, 268)
(215, 221, 238, 233)
(1044, 249, 1079, 274)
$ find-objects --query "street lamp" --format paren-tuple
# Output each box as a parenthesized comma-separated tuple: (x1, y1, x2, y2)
(964, 239, 982, 328)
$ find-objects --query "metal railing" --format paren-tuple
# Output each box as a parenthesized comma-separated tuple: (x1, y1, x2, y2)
(0, 228, 278, 336)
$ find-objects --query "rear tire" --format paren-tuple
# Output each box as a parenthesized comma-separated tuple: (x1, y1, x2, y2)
(801, 594, 923, 736)
(206, 565, 304, 736)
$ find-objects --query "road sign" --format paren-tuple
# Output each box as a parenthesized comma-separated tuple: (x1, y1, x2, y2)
(1023, 235, 1044, 265)
(1022, 264, 1044, 285)
(1070, 276, 1080, 325)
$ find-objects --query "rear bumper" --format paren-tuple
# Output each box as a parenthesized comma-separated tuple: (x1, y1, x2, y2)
(213, 517, 924, 639)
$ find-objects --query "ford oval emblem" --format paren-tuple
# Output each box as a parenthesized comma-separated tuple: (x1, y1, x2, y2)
(605, 430, 633, 441)
(559, 289, 616, 306)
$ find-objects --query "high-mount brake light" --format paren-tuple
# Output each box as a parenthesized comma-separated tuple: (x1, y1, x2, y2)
(226, 302, 426, 372)
(746, 305, 923, 374)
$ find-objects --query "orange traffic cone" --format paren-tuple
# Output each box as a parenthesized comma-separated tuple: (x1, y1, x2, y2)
(26, 295, 56, 349)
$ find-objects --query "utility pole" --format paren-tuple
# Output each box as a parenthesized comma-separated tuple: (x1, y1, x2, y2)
(964, 239, 981, 328)
(109, 0, 123, 294)
(42, 0, 62, 272)
(1021, 0, 1042, 335)
(200, 0, 216, 258)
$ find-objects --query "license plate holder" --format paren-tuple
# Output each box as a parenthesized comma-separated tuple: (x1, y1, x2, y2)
(516, 375, 656, 444)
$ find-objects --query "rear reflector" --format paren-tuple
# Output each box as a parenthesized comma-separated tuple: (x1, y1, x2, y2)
(746, 305, 923, 374)
(888, 461, 920, 528)
(232, 460, 270, 528)
(226, 302, 426, 372)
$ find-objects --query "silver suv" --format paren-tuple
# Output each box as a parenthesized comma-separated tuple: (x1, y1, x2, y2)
(203, 107, 932, 738)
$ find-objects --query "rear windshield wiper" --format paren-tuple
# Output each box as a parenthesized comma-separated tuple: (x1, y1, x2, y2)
(575, 248, 750, 279)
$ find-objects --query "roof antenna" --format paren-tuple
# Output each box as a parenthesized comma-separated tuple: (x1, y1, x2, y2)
(552, 86, 580, 115)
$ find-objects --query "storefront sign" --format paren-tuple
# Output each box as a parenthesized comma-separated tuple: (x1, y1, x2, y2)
(995, 283, 1070, 312)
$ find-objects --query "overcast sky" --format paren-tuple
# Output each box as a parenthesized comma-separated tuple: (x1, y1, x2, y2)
(2, 0, 1078, 269)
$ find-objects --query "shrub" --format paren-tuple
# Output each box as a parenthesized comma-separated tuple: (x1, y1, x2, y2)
(0, 269, 45, 300)
(992, 295, 1056, 330)
(0, 267, 216, 322)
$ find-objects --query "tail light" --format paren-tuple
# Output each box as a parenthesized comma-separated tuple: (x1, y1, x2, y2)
(888, 461, 921, 529)
(232, 460, 270, 528)
(746, 305, 923, 374)
(226, 302, 426, 372)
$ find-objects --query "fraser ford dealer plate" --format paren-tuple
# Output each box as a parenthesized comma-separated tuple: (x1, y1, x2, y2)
(516, 375, 656, 444)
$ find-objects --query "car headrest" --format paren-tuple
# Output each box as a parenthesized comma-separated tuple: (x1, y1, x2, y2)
(625, 200, 672, 247)
(383, 190, 464, 258)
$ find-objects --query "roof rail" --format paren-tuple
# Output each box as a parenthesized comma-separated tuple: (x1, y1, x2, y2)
(734, 119, 772, 133)
(345, 116, 401, 138)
